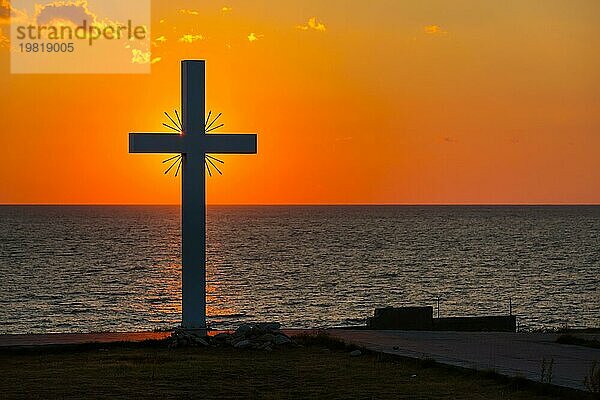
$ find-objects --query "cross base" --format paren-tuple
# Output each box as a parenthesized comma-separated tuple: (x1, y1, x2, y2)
(176, 327, 208, 337)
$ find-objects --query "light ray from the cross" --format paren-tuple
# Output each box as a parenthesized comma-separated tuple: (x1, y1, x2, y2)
(162, 110, 226, 177)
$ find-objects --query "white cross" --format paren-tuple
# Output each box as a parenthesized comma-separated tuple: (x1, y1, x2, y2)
(129, 60, 257, 331)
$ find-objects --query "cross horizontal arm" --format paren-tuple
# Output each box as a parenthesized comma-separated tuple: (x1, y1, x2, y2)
(204, 134, 257, 154)
(129, 133, 185, 154)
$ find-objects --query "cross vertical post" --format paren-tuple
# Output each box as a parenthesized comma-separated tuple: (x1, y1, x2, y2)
(181, 60, 206, 330)
(128, 59, 257, 334)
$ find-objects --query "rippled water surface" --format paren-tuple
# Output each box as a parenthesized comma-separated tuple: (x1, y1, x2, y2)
(0, 206, 598, 333)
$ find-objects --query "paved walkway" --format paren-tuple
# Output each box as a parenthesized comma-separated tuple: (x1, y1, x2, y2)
(329, 330, 599, 391)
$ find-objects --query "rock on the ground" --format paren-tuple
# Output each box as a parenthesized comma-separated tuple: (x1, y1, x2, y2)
(167, 322, 295, 350)
(257, 333, 276, 342)
(273, 334, 291, 345)
(235, 324, 253, 335)
(168, 328, 210, 348)
(233, 339, 251, 349)
(350, 350, 362, 357)
(212, 332, 230, 342)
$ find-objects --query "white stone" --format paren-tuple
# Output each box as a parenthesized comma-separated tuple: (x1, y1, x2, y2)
(234, 339, 251, 349)
(273, 335, 291, 345)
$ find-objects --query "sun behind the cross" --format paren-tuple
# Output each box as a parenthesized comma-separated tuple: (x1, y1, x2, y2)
(161, 110, 225, 177)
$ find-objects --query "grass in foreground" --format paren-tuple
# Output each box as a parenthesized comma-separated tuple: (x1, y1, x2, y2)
(0, 334, 591, 400)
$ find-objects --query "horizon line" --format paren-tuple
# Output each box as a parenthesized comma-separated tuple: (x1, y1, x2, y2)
(1, 203, 599, 206)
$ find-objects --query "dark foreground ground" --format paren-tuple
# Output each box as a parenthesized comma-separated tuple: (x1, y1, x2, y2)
(0, 335, 593, 400)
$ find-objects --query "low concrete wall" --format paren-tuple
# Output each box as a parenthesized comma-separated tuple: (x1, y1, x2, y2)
(433, 316, 516, 332)
(367, 307, 516, 332)
(367, 306, 433, 330)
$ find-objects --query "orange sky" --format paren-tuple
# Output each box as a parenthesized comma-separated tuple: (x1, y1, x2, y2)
(1, 0, 599, 204)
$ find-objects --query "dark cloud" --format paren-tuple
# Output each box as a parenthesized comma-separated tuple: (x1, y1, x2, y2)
(36, 4, 95, 26)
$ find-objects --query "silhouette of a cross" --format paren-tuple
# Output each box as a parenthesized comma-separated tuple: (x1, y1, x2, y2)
(129, 60, 257, 331)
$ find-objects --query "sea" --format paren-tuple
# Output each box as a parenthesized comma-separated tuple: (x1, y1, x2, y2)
(0, 205, 598, 334)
